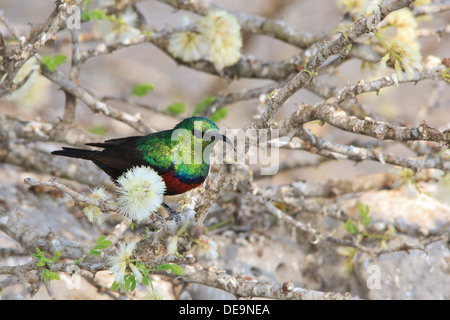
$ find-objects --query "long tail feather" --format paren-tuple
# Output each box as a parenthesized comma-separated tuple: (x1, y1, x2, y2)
(51, 147, 95, 159)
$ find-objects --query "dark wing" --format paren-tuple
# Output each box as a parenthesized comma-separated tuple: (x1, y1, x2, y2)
(85, 136, 143, 148)
(84, 136, 147, 173)
(53, 133, 173, 181)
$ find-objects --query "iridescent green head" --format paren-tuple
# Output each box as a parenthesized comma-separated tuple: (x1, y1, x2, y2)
(174, 116, 218, 133)
(173, 116, 231, 148)
(171, 117, 232, 165)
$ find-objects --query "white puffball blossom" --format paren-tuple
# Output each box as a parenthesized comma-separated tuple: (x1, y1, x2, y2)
(199, 10, 243, 69)
(376, 7, 423, 81)
(107, 241, 142, 285)
(168, 10, 242, 69)
(95, 6, 141, 45)
(83, 187, 109, 225)
(197, 236, 219, 261)
(116, 166, 166, 222)
(168, 31, 209, 62)
(381, 41, 423, 81)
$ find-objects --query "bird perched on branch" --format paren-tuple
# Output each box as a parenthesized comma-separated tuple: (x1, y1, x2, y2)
(52, 116, 232, 219)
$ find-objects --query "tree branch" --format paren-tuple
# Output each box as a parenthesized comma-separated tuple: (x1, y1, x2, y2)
(0, 1, 82, 97)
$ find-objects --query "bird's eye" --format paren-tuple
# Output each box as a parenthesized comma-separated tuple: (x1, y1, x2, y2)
(210, 136, 216, 141)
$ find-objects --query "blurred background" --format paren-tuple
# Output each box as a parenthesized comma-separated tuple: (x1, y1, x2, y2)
(1, 0, 449, 184)
(1, 0, 450, 300)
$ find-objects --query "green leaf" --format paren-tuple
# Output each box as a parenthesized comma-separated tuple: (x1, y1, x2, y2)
(357, 201, 369, 216)
(166, 102, 185, 116)
(94, 235, 112, 250)
(343, 219, 358, 235)
(156, 264, 184, 276)
(193, 96, 216, 115)
(110, 281, 119, 291)
(78, 236, 112, 262)
(209, 106, 227, 122)
(87, 125, 107, 136)
(357, 201, 371, 227)
(130, 277, 136, 292)
(41, 269, 60, 282)
(41, 55, 67, 72)
(361, 216, 371, 227)
(81, 8, 107, 21)
(123, 274, 137, 292)
(132, 83, 155, 97)
(123, 274, 134, 292)
(32, 248, 43, 260)
(32, 248, 51, 266)
(51, 250, 61, 264)
(94, 242, 111, 250)
(137, 263, 150, 277)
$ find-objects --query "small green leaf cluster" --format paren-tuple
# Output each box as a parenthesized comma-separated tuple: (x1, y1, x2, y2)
(87, 125, 108, 136)
(31, 249, 61, 282)
(155, 263, 184, 276)
(75, 235, 112, 264)
(110, 262, 149, 292)
(81, 0, 107, 21)
(341, 203, 371, 275)
(343, 201, 371, 235)
(41, 55, 67, 72)
(131, 83, 155, 97)
(343, 201, 394, 244)
(193, 96, 216, 115)
(110, 262, 183, 293)
(166, 102, 185, 116)
(82, 8, 107, 21)
(209, 107, 227, 122)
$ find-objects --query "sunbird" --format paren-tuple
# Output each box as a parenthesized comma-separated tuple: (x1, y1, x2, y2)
(52, 117, 232, 218)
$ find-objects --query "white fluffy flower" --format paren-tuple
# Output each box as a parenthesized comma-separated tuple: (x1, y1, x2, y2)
(385, 8, 420, 53)
(167, 10, 242, 68)
(200, 10, 241, 42)
(107, 241, 141, 285)
(83, 187, 109, 225)
(116, 166, 166, 222)
(95, 6, 141, 45)
(199, 10, 242, 69)
(381, 41, 422, 81)
(168, 31, 209, 62)
(196, 236, 219, 261)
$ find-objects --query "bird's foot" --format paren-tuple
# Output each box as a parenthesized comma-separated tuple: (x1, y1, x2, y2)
(162, 203, 181, 222)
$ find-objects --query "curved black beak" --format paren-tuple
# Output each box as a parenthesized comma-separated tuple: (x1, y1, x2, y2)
(221, 134, 233, 148)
